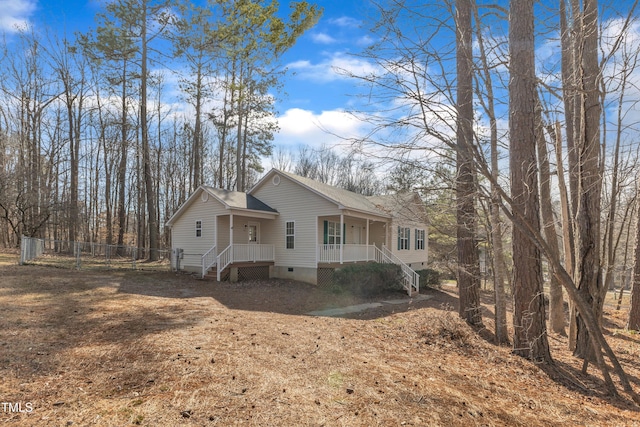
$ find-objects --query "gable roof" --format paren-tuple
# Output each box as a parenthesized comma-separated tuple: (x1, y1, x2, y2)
(250, 169, 391, 218)
(204, 187, 277, 212)
(165, 185, 277, 227)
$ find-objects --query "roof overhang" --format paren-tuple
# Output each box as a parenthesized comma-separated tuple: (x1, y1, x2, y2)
(224, 207, 279, 220)
(339, 206, 391, 222)
(165, 186, 279, 228)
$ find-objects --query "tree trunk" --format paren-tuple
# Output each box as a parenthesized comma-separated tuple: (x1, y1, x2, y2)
(562, 0, 581, 225)
(193, 66, 203, 190)
(537, 105, 566, 335)
(628, 183, 640, 330)
(455, 0, 482, 326)
(116, 64, 128, 256)
(602, 42, 633, 328)
(140, 2, 159, 261)
(509, 0, 551, 362)
(573, 0, 603, 360)
(66, 89, 78, 244)
(235, 61, 244, 192)
(472, 0, 508, 343)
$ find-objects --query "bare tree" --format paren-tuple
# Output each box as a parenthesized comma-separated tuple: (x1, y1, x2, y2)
(456, 0, 482, 326)
(537, 104, 566, 336)
(560, 0, 604, 360)
(628, 180, 640, 330)
(509, 0, 551, 362)
(472, 0, 508, 341)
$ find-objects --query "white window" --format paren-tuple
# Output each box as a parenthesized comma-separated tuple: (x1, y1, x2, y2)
(398, 226, 410, 250)
(285, 221, 295, 249)
(195, 220, 202, 237)
(324, 220, 342, 245)
(415, 229, 425, 250)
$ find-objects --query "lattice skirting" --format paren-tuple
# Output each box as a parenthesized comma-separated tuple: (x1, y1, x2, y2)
(218, 268, 230, 281)
(317, 268, 335, 288)
(238, 265, 270, 281)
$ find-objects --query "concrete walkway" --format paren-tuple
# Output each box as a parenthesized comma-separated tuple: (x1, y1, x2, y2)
(306, 293, 432, 317)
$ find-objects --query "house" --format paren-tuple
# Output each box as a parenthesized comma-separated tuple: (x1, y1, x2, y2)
(166, 169, 428, 295)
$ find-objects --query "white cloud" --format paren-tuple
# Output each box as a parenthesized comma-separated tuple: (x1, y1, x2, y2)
(329, 16, 361, 28)
(287, 52, 378, 83)
(0, 0, 36, 33)
(311, 32, 338, 44)
(356, 35, 374, 47)
(275, 107, 366, 148)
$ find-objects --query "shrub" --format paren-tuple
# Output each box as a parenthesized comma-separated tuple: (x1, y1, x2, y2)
(417, 268, 442, 289)
(330, 262, 404, 296)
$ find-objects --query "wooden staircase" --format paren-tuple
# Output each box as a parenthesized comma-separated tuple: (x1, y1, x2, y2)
(202, 261, 273, 282)
(202, 266, 229, 281)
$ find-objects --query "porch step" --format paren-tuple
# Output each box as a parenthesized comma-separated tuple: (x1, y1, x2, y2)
(204, 261, 273, 281)
(203, 267, 229, 281)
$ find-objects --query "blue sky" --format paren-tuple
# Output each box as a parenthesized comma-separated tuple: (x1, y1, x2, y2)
(5, 0, 640, 160)
(1, 0, 384, 153)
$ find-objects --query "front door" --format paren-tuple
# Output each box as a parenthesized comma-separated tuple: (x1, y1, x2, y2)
(352, 226, 362, 244)
(248, 221, 260, 244)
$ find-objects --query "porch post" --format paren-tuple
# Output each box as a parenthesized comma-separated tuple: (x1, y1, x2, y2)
(230, 213, 234, 263)
(366, 218, 370, 260)
(385, 222, 389, 249)
(340, 213, 344, 264)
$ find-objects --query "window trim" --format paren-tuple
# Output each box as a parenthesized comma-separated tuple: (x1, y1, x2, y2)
(398, 226, 410, 250)
(195, 220, 202, 238)
(285, 220, 295, 249)
(415, 228, 425, 250)
(323, 220, 345, 245)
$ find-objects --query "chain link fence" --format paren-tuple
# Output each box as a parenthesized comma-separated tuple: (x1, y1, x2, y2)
(20, 236, 170, 272)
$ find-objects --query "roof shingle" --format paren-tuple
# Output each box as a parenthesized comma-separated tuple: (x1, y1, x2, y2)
(204, 187, 277, 212)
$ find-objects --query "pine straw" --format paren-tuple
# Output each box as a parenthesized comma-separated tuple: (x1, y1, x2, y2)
(1, 252, 640, 426)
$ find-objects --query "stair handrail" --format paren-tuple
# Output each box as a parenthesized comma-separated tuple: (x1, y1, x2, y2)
(216, 244, 233, 281)
(201, 245, 217, 278)
(375, 245, 419, 295)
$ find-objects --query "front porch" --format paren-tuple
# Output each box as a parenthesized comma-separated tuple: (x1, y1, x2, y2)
(202, 211, 277, 280)
(316, 244, 419, 294)
(203, 243, 276, 281)
(315, 215, 418, 294)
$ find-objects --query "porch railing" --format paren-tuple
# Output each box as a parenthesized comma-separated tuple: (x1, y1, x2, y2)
(233, 244, 275, 263)
(317, 244, 376, 263)
(316, 243, 419, 295)
(216, 245, 233, 281)
(378, 245, 420, 295)
(201, 245, 217, 278)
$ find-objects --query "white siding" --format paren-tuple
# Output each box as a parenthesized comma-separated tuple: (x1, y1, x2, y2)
(227, 215, 274, 245)
(252, 173, 340, 268)
(369, 222, 386, 248)
(390, 219, 429, 269)
(170, 190, 227, 269)
(217, 216, 230, 248)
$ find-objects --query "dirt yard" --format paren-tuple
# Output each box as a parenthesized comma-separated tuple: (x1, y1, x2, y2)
(1, 250, 640, 426)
